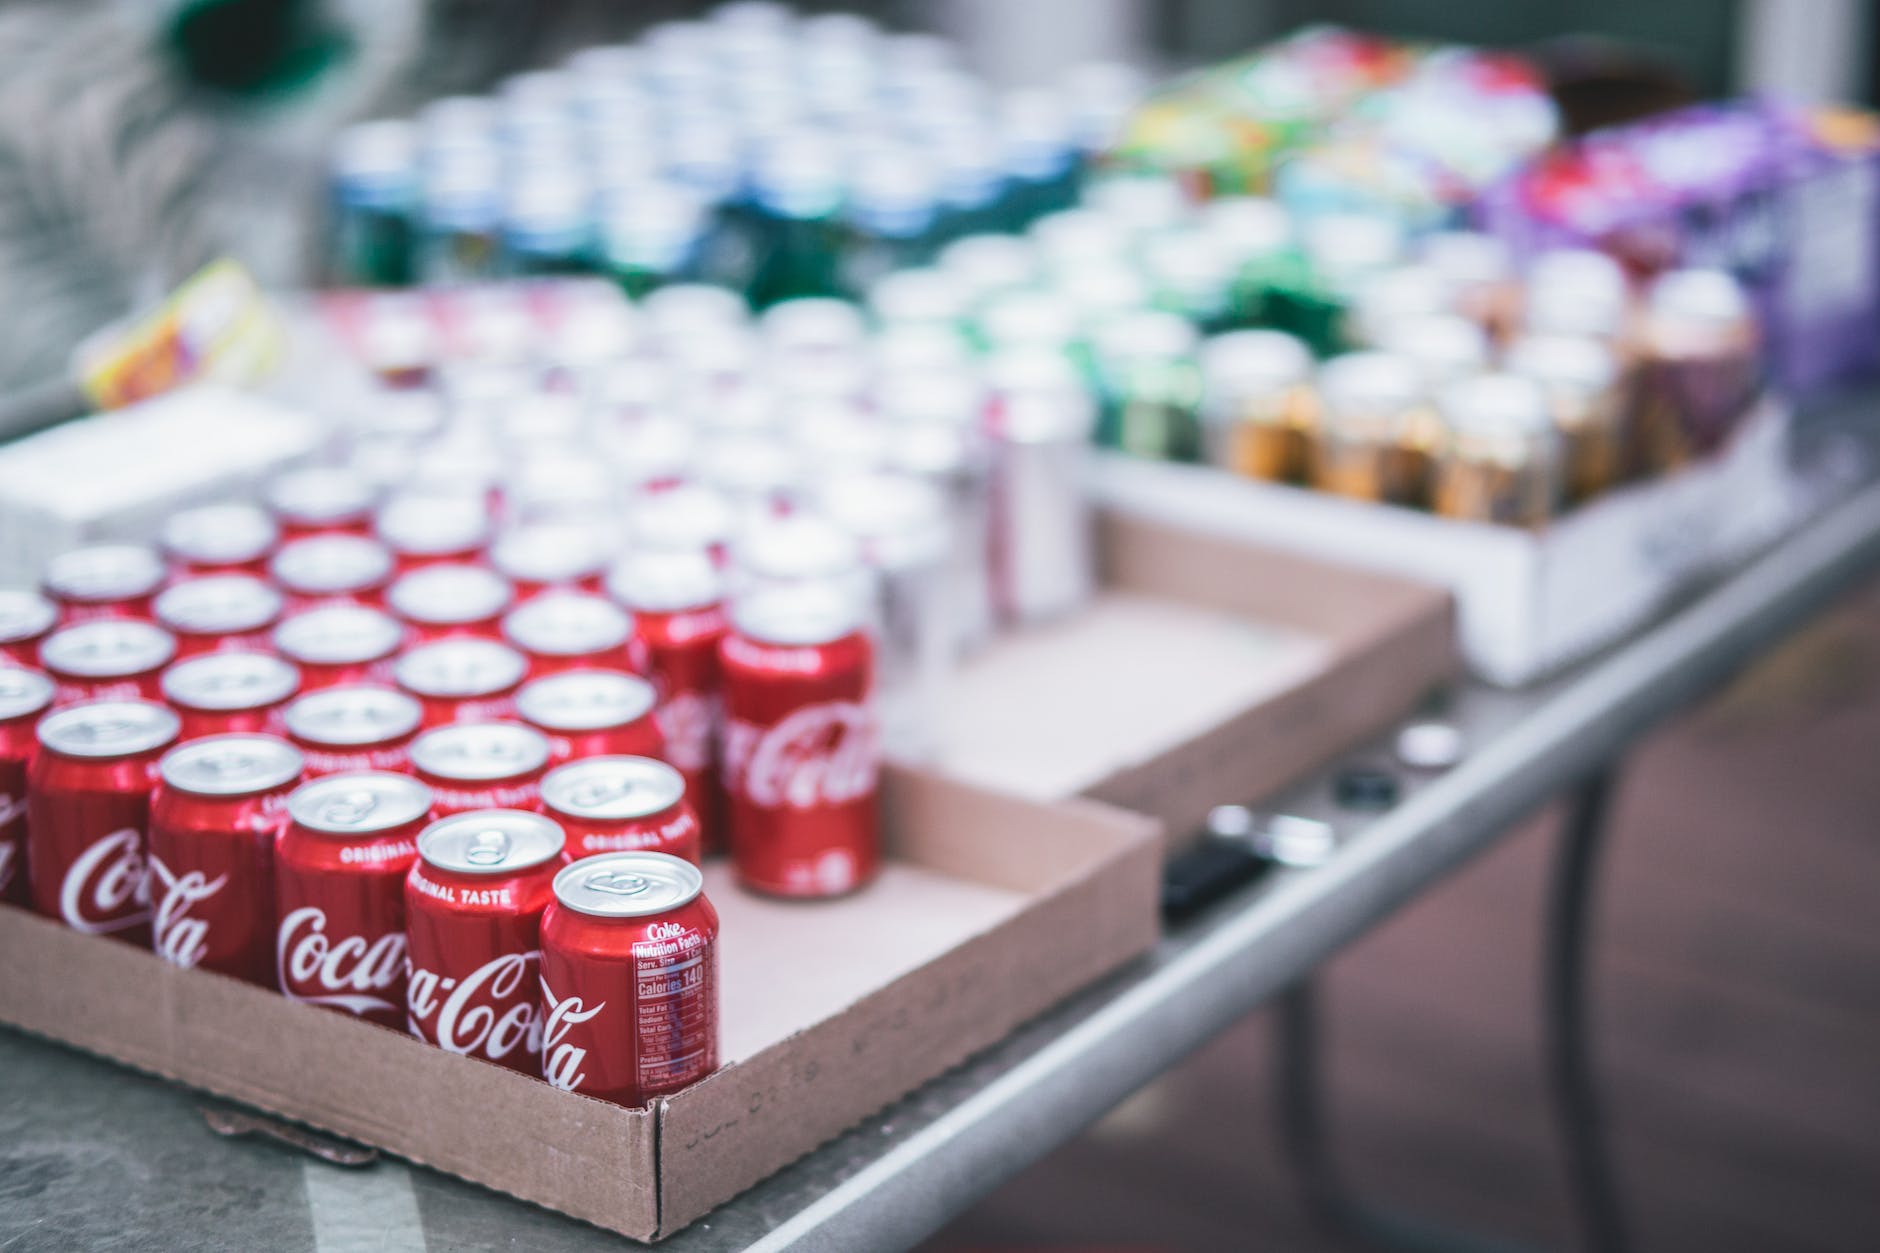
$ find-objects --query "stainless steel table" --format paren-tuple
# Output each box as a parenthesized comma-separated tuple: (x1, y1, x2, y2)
(6, 421, 1880, 1253)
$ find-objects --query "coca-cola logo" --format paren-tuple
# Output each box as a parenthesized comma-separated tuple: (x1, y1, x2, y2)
(149, 854, 228, 969)
(276, 906, 406, 1015)
(408, 952, 541, 1060)
(60, 829, 151, 934)
(0, 791, 24, 829)
(656, 691, 714, 772)
(723, 702, 877, 809)
(540, 977, 606, 1092)
(646, 920, 689, 941)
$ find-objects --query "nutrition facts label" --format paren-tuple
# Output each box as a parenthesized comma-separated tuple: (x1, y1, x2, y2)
(634, 934, 716, 1092)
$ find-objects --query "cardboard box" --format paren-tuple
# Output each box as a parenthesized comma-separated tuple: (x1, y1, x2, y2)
(929, 508, 1458, 844)
(1089, 402, 1826, 687)
(0, 767, 1158, 1241)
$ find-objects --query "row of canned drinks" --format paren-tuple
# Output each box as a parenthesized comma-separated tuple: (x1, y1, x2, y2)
(3, 698, 718, 1109)
(321, 278, 1099, 741)
(0, 454, 903, 899)
(855, 182, 1765, 525)
(326, 1, 1144, 303)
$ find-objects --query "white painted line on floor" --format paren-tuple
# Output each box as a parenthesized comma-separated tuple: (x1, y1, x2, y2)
(302, 1159, 427, 1253)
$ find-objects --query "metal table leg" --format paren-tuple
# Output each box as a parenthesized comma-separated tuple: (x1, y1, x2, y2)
(1546, 767, 1631, 1253)
(1272, 767, 1632, 1253)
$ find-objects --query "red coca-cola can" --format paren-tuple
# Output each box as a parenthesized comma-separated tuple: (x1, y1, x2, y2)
(608, 551, 726, 851)
(501, 592, 639, 676)
(386, 564, 514, 644)
(162, 651, 301, 741)
(276, 770, 430, 1027)
(42, 544, 167, 624)
(0, 589, 58, 670)
(542, 756, 701, 864)
(515, 670, 662, 765)
(489, 523, 610, 601)
(405, 808, 566, 1072)
(268, 536, 395, 615)
(0, 668, 54, 905)
(160, 503, 279, 578)
(272, 605, 405, 691)
(149, 734, 303, 984)
(719, 582, 879, 897)
(40, 620, 178, 708)
(409, 721, 551, 818)
(26, 699, 180, 942)
(264, 466, 379, 541)
(375, 492, 494, 572)
(538, 851, 719, 1106)
(153, 575, 285, 658)
(283, 686, 422, 777)
(395, 638, 529, 728)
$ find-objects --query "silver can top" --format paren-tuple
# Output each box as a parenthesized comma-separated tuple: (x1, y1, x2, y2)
(489, 523, 611, 584)
(552, 850, 703, 918)
(288, 770, 432, 834)
(161, 503, 279, 565)
(43, 544, 166, 603)
(542, 755, 686, 821)
(627, 485, 737, 552)
(409, 720, 550, 781)
(728, 578, 869, 646)
(517, 670, 657, 732)
(1437, 373, 1555, 440)
(604, 550, 722, 614)
(0, 589, 57, 643)
(40, 620, 176, 677)
(272, 605, 405, 664)
(1504, 334, 1620, 396)
(419, 808, 566, 874)
(0, 666, 54, 721)
(1648, 267, 1751, 329)
(154, 575, 284, 635)
(395, 638, 528, 697)
(161, 650, 300, 711)
(1318, 352, 1425, 422)
(815, 473, 951, 570)
(387, 564, 514, 625)
(283, 686, 421, 747)
(159, 734, 303, 795)
(1201, 329, 1313, 417)
(374, 492, 493, 556)
(732, 514, 861, 584)
(37, 699, 179, 758)
(502, 592, 632, 657)
(264, 466, 378, 525)
(269, 536, 394, 594)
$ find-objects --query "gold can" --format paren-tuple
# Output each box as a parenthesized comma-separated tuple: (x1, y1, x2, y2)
(1200, 330, 1317, 483)
(1505, 333, 1627, 504)
(1432, 373, 1562, 527)
(1313, 351, 1430, 507)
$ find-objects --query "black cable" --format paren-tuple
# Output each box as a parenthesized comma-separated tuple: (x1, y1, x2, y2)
(1544, 769, 1632, 1253)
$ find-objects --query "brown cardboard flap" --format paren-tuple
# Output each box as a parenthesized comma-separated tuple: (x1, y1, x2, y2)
(0, 905, 661, 1239)
(929, 510, 1456, 845)
(1099, 509, 1446, 644)
(653, 769, 1161, 1234)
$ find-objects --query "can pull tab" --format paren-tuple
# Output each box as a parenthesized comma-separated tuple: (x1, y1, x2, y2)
(585, 870, 650, 896)
(465, 828, 511, 866)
